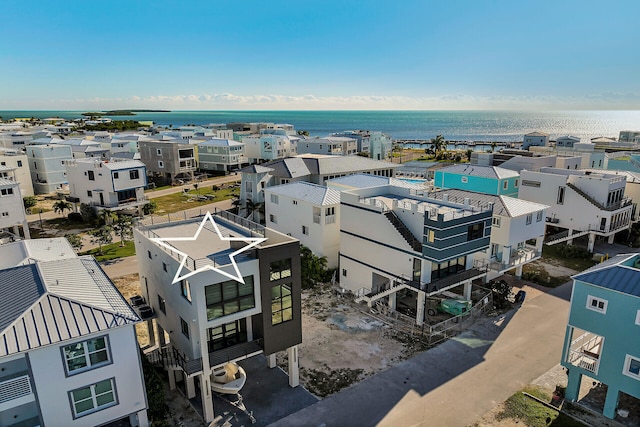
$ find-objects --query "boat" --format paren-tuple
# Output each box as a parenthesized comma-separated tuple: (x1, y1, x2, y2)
(210, 362, 247, 394)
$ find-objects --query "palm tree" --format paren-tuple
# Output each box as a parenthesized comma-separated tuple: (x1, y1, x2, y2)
(430, 134, 447, 156)
(113, 214, 133, 247)
(300, 245, 328, 288)
(89, 226, 113, 256)
(53, 200, 72, 217)
(97, 209, 117, 225)
(245, 200, 264, 222)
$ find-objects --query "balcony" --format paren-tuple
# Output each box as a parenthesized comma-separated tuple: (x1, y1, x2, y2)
(565, 331, 603, 375)
(489, 246, 541, 273)
(0, 374, 35, 412)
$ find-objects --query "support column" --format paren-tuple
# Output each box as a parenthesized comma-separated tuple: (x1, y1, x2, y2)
(463, 282, 473, 301)
(167, 370, 176, 391)
(416, 292, 425, 326)
(21, 221, 30, 239)
(287, 345, 300, 387)
(567, 229, 574, 245)
(588, 233, 596, 253)
(267, 353, 277, 368)
(607, 234, 615, 244)
(515, 265, 523, 279)
(200, 373, 215, 423)
(131, 410, 149, 427)
(157, 324, 167, 347)
(146, 319, 156, 347)
(564, 369, 582, 402)
(186, 375, 196, 399)
(603, 386, 620, 419)
(388, 292, 396, 310)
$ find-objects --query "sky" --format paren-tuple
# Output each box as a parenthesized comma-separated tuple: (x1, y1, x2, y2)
(1, 0, 639, 110)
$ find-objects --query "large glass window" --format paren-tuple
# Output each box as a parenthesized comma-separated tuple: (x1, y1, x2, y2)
(271, 284, 293, 325)
(205, 276, 254, 320)
(70, 379, 116, 417)
(270, 259, 292, 281)
(207, 319, 247, 352)
(467, 223, 484, 241)
(63, 337, 110, 374)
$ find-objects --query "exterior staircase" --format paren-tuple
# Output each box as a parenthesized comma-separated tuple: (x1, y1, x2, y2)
(544, 228, 592, 245)
(566, 182, 630, 211)
(384, 211, 422, 252)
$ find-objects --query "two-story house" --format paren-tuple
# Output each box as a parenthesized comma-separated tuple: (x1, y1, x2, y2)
(0, 238, 148, 427)
(331, 131, 393, 160)
(134, 210, 302, 423)
(197, 139, 247, 173)
(25, 144, 73, 194)
(66, 159, 147, 213)
(433, 164, 520, 197)
(0, 179, 30, 241)
(519, 168, 633, 251)
(264, 182, 341, 267)
(561, 254, 640, 419)
(297, 137, 358, 156)
(241, 133, 299, 163)
(0, 149, 34, 196)
(523, 131, 550, 150)
(139, 140, 197, 185)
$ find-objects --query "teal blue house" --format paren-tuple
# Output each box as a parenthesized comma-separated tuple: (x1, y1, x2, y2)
(433, 165, 520, 197)
(561, 254, 640, 419)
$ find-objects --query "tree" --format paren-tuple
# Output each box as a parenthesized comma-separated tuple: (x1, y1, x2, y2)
(300, 245, 328, 289)
(65, 234, 84, 252)
(98, 209, 117, 225)
(23, 196, 37, 213)
(113, 215, 133, 247)
(245, 200, 264, 222)
(490, 279, 513, 310)
(490, 141, 497, 153)
(53, 200, 72, 217)
(142, 200, 158, 215)
(430, 134, 447, 156)
(465, 149, 473, 161)
(89, 226, 113, 256)
(296, 130, 310, 136)
(80, 203, 98, 223)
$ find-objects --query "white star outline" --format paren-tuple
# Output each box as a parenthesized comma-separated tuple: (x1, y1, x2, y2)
(150, 211, 267, 285)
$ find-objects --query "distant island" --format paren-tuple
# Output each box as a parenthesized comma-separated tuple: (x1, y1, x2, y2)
(82, 109, 170, 117)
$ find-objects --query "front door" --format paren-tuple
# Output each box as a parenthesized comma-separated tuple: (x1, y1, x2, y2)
(99, 192, 104, 206)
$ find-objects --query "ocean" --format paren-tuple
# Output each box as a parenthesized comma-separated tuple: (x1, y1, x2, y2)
(1, 110, 639, 142)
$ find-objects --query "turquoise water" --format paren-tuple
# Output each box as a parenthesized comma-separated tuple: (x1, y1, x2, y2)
(1, 110, 638, 141)
(399, 178, 427, 184)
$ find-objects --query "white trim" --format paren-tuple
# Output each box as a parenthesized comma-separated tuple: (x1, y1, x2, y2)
(635, 309, 640, 326)
(586, 295, 608, 314)
(623, 354, 640, 380)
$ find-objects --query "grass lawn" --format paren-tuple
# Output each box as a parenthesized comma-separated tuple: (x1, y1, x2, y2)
(152, 186, 239, 214)
(41, 217, 94, 232)
(80, 241, 136, 261)
(144, 184, 172, 192)
(497, 386, 586, 427)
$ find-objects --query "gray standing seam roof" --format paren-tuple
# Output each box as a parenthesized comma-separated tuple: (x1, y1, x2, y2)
(0, 264, 45, 332)
(573, 264, 640, 298)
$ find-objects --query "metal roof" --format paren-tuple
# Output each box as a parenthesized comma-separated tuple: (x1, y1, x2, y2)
(437, 164, 519, 179)
(239, 156, 397, 178)
(572, 254, 640, 298)
(0, 265, 45, 333)
(525, 131, 550, 137)
(0, 178, 18, 187)
(198, 138, 244, 147)
(427, 189, 547, 217)
(0, 238, 77, 268)
(327, 174, 422, 190)
(500, 196, 548, 217)
(103, 160, 145, 170)
(265, 182, 341, 206)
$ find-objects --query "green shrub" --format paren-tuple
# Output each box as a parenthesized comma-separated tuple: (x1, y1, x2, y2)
(68, 212, 83, 223)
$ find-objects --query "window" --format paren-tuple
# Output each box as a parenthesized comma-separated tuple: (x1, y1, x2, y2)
(147, 250, 152, 259)
(526, 214, 532, 225)
(269, 214, 277, 224)
(1, 212, 8, 217)
(635, 309, 640, 326)
(302, 225, 308, 235)
(158, 160, 164, 168)
(180, 317, 189, 338)
(271, 194, 279, 204)
(292, 200, 298, 205)
(342, 269, 347, 277)
(557, 186, 565, 205)
(514, 179, 519, 188)
(158, 295, 166, 314)
(113, 172, 119, 179)
(87, 190, 92, 197)
(156, 148, 162, 156)
(623, 355, 640, 380)
(0, 188, 13, 196)
(503, 181, 508, 190)
(205, 276, 255, 320)
(586, 295, 607, 314)
(461, 176, 468, 183)
(537, 211, 543, 222)
(130, 170, 140, 180)
(270, 259, 292, 281)
(492, 216, 501, 227)
(33, 162, 37, 169)
(17, 160, 22, 167)
(522, 180, 541, 188)
(180, 280, 192, 302)
(70, 379, 116, 418)
(467, 223, 484, 240)
(427, 230, 435, 243)
(63, 337, 110, 374)
(271, 284, 293, 325)
(88, 170, 95, 181)
(162, 262, 167, 272)
(325, 207, 335, 216)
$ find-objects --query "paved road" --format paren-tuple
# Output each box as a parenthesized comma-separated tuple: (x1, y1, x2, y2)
(271, 283, 572, 427)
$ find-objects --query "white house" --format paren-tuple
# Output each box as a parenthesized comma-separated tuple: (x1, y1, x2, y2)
(519, 168, 633, 251)
(555, 135, 581, 149)
(0, 149, 34, 196)
(66, 159, 147, 213)
(331, 130, 393, 160)
(134, 210, 302, 423)
(297, 137, 358, 156)
(0, 178, 30, 241)
(0, 238, 148, 427)
(523, 131, 550, 150)
(241, 133, 299, 163)
(197, 138, 247, 173)
(25, 144, 73, 194)
(264, 182, 341, 267)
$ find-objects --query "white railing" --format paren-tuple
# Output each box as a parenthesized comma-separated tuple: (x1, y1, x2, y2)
(568, 349, 600, 374)
(325, 215, 336, 224)
(0, 374, 33, 405)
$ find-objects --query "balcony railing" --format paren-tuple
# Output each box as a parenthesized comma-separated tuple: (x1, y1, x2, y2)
(489, 247, 541, 272)
(567, 349, 600, 374)
(0, 374, 34, 409)
(325, 215, 336, 224)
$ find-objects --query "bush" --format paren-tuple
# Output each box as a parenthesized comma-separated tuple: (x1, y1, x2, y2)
(554, 244, 591, 259)
(140, 352, 169, 423)
(490, 279, 513, 309)
(68, 212, 83, 223)
(79, 203, 97, 223)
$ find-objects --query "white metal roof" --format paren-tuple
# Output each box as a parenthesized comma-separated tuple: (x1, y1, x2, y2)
(265, 182, 341, 206)
(438, 164, 520, 179)
(327, 173, 422, 190)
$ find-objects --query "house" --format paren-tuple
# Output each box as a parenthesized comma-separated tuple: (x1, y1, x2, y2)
(331, 131, 393, 160)
(0, 149, 34, 196)
(0, 238, 148, 427)
(63, 138, 110, 159)
(338, 182, 492, 326)
(556, 135, 581, 149)
(296, 137, 358, 156)
(561, 253, 640, 419)
(241, 133, 299, 163)
(0, 178, 30, 241)
(25, 144, 73, 194)
(197, 139, 247, 173)
(523, 131, 550, 150)
(139, 140, 197, 185)
(66, 159, 147, 213)
(618, 130, 640, 143)
(264, 182, 341, 267)
(519, 168, 633, 251)
(426, 189, 547, 279)
(133, 210, 302, 423)
(433, 164, 520, 197)
(239, 155, 398, 221)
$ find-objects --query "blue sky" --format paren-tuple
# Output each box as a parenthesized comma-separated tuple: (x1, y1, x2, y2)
(1, 0, 639, 110)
